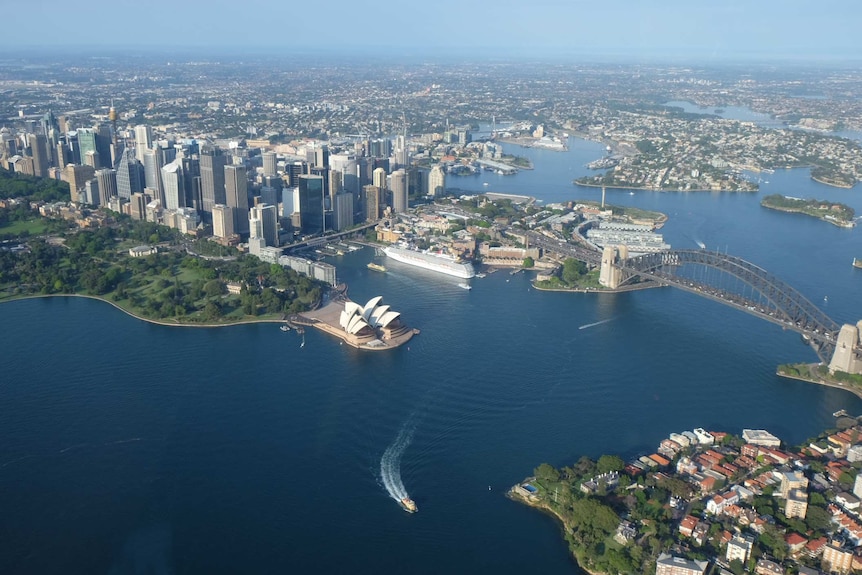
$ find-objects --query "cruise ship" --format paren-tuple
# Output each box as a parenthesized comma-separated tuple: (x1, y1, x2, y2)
(383, 246, 476, 279)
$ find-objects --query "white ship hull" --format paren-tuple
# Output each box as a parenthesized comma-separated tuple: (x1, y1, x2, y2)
(383, 247, 475, 279)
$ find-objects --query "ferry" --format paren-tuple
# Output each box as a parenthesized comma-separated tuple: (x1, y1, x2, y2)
(854, 258, 862, 269)
(383, 245, 475, 279)
(367, 262, 387, 273)
(457, 282, 472, 290)
(400, 497, 418, 513)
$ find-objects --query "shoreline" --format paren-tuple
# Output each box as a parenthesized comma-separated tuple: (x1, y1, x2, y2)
(0, 293, 288, 329)
(573, 181, 755, 193)
(776, 366, 862, 401)
(760, 203, 855, 228)
(507, 486, 605, 575)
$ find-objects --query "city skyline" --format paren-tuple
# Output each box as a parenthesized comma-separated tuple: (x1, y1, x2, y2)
(2, 0, 861, 62)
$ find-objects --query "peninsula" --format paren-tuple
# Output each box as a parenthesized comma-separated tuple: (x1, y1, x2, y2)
(761, 194, 856, 228)
(511, 425, 862, 575)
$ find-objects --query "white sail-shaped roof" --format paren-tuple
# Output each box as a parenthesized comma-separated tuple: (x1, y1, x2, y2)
(346, 314, 370, 335)
(378, 311, 401, 328)
(364, 296, 383, 313)
(339, 310, 353, 330)
(344, 301, 363, 316)
(369, 304, 391, 327)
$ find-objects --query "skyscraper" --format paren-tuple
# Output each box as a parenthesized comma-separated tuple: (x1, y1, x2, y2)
(249, 203, 278, 247)
(161, 161, 184, 210)
(61, 164, 95, 199)
(95, 168, 118, 207)
(142, 148, 163, 204)
(390, 169, 407, 213)
(262, 151, 277, 177)
(298, 174, 325, 236)
(134, 125, 152, 163)
(116, 148, 144, 200)
(429, 165, 446, 198)
(77, 128, 99, 168)
(364, 185, 381, 222)
(225, 165, 249, 235)
(212, 204, 234, 239)
(372, 167, 387, 191)
(28, 133, 49, 178)
(200, 147, 227, 217)
(334, 192, 354, 231)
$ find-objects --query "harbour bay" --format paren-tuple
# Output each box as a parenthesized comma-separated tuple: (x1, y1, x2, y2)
(1, 137, 861, 573)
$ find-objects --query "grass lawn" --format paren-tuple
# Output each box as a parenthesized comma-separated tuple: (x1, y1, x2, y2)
(0, 219, 48, 236)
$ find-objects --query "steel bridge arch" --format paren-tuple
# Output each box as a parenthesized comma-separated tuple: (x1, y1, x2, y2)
(619, 250, 840, 360)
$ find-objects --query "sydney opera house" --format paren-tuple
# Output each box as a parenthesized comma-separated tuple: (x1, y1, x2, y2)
(335, 296, 415, 348)
(296, 295, 416, 350)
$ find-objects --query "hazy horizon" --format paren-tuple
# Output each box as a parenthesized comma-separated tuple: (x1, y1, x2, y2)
(2, 0, 860, 63)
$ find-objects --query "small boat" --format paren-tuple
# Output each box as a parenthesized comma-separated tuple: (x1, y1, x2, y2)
(483, 182, 489, 186)
(457, 282, 471, 290)
(853, 258, 862, 269)
(367, 262, 387, 273)
(280, 324, 291, 332)
(629, 191, 635, 196)
(400, 497, 418, 513)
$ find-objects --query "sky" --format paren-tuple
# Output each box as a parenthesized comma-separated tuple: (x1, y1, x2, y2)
(3, 0, 861, 62)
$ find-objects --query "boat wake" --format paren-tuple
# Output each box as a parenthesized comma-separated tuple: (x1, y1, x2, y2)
(380, 422, 415, 503)
(579, 318, 615, 330)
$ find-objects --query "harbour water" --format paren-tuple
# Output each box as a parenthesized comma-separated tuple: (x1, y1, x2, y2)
(1, 137, 861, 574)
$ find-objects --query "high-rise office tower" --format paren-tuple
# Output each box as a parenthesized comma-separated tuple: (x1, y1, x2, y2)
(372, 167, 387, 190)
(95, 168, 118, 206)
(212, 204, 234, 239)
(328, 169, 342, 203)
(334, 192, 354, 231)
(200, 147, 227, 217)
(83, 178, 99, 206)
(297, 174, 325, 236)
(249, 203, 278, 247)
(130, 192, 148, 221)
(390, 169, 408, 213)
(313, 145, 329, 169)
(142, 148, 163, 204)
(364, 185, 381, 222)
(134, 125, 152, 162)
(259, 185, 279, 209)
(429, 165, 446, 198)
(116, 148, 144, 200)
(161, 161, 184, 210)
(286, 161, 306, 187)
(262, 151, 277, 177)
(77, 128, 98, 168)
(27, 133, 49, 178)
(95, 124, 113, 168)
(330, 153, 358, 194)
(61, 164, 95, 199)
(225, 165, 249, 235)
(181, 156, 200, 209)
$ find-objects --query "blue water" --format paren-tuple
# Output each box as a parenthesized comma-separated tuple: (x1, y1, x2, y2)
(1, 138, 861, 574)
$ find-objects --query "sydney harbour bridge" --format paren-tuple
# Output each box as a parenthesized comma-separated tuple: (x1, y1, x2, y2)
(524, 231, 849, 364)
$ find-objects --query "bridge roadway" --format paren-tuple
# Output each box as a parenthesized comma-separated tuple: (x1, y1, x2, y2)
(525, 231, 842, 362)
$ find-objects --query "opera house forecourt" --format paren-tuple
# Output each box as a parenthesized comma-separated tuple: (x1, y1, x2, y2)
(297, 296, 418, 350)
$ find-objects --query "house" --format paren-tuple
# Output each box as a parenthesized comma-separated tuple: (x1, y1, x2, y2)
(679, 515, 699, 538)
(785, 532, 807, 555)
(614, 520, 637, 545)
(692, 522, 710, 547)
